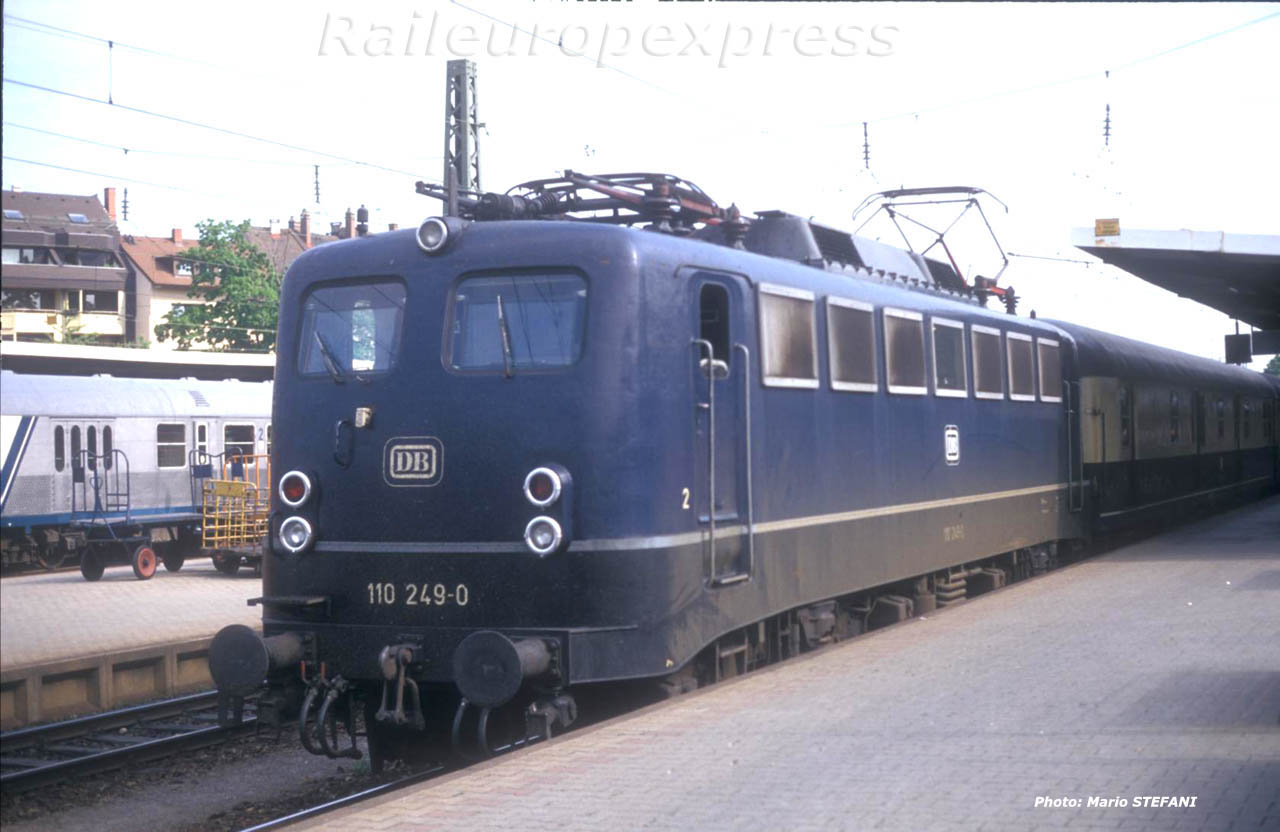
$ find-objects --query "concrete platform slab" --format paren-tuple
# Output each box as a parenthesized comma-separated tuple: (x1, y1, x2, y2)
(299, 496, 1280, 832)
(1, 559, 259, 726)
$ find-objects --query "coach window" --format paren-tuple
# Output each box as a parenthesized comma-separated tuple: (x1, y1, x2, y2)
(102, 426, 113, 470)
(196, 424, 208, 456)
(699, 284, 731, 368)
(224, 424, 256, 463)
(1264, 401, 1275, 442)
(826, 297, 876, 392)
(1171, 392, 1182, 443)
(70, 426, 82, 470)
(1007, 332, 1035, 401)
(87, 426, 97, 471)
(971, 325, 1003, 399)
(759, 284, 818, 388)
(1216, 398, 1226, 439)
(1119, 386, 1132, 447)
(54, 426, 65, 472)
(884, 308, 926, 395)
(1037, 339, 1062, 402)
(932, 318, 967, 397)
(157, 424, 186, 469)
(266, 424, 273, 456)
(1242, 402, 1252, 440)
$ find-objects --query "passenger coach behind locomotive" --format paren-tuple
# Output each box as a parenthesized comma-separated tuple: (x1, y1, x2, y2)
(208, 173, 1279, 768)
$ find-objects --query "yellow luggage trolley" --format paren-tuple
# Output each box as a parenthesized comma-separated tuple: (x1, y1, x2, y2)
(198, 453, 270, 576)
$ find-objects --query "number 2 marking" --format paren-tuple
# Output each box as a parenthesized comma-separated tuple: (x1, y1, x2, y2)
(681, 488, 690, 510)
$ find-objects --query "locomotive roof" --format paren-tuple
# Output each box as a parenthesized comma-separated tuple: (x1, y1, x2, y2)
(0, 372, 272, 419)
(1045, 320, 1275, 397)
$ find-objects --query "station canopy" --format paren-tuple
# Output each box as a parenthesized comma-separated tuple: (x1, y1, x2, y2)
(1072, 225, 1280, 330)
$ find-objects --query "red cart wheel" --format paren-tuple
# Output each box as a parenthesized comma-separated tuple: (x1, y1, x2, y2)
(132, 545, 158, 580)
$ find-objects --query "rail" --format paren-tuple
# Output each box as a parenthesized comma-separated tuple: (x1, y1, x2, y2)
(0, 691, 258, 792)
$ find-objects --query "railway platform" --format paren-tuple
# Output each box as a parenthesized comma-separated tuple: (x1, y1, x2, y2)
(299, 496, 1280, 832)
(0, 559, 260, 728)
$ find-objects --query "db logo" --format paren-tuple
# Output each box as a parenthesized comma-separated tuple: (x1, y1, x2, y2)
(383, 437, 444, 487)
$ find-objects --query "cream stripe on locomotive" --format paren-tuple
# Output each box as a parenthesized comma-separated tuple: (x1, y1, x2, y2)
(314, 482, 1069, 554)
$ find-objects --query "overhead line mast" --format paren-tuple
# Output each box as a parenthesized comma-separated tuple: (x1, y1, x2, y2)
(443, 59, 481, 216)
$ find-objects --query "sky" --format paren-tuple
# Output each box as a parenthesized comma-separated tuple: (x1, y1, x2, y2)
(3, 1, 1278, 369)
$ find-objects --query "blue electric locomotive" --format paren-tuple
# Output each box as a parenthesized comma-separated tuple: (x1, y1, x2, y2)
(209, 174, 1278, 767)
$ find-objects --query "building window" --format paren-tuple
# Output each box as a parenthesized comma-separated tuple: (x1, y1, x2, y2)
(176, 260, 194, 277)
(1007, 333, 1035, 401)
(3, 209, 24, 220)
(1, 289, 57, 310)
(67, 213, 89, 224)
(931, 318, 967, 397)
(0, 247, 46, 264)
(82, 291, 119, 313)
(826, 297, 876, 392)
(971, 325, 1003, 399)
(77, 250, 118, 268)
(54, 426, 65, 472)
(1037, 339, 1062, 403)
(758, 284, 818, 388)
(224, 424, 256, 463)
(884, 308, 926, 395)
(157, 423, 186, 468)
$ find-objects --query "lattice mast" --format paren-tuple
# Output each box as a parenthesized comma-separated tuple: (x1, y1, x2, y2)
(443, 59, 481, 215)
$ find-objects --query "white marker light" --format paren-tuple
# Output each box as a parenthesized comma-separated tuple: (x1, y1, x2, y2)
(523, 516, 562, 557)
(279, 516, 314, 553)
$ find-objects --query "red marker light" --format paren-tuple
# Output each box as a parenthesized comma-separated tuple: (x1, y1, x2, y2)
(279, 471, 312, 507)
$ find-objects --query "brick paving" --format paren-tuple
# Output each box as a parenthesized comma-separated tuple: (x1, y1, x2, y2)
(0, 559, 260, 671)
(301, 496, 1280, 832)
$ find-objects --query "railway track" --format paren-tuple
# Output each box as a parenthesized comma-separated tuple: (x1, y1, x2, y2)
(0, 691, 258, 792)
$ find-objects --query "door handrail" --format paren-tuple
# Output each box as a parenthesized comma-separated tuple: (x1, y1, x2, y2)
(692, 338, 717, 576)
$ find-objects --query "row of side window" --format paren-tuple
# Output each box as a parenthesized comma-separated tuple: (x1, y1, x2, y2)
(758, 284, 1061, 402)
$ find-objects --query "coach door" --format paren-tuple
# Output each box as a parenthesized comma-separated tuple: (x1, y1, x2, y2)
(52, 420, 119, 518)
(689, 270, 753, 587)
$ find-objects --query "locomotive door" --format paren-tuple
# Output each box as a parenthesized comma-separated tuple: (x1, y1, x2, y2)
(689, 271, 752, 586)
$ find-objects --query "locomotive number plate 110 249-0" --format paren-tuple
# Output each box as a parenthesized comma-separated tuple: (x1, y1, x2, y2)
(367, 582, 470, 607)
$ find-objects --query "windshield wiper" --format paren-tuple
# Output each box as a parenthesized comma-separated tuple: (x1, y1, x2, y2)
(496, 294, 515, 378)
(314, 331, 345, 384)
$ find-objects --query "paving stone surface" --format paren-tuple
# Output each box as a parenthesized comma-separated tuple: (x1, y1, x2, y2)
(0, 559, 260, 671)
(300, 497, 1280, 832)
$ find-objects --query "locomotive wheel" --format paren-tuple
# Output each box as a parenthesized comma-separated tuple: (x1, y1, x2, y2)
(132, 545, 158, 580)
(80, 552, 105, 582)
(212, 553, 242, 575)
(162, 552, 186, 572)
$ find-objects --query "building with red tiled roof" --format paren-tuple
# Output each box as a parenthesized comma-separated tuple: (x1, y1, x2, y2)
(120, 210, 340, 349)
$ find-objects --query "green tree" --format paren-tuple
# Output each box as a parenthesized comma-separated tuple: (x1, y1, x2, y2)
(1265, 354, 1280, 376)
(155, 219, 279, 352)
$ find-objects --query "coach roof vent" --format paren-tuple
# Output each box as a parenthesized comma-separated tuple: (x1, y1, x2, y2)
(189, 390, 210, 407)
